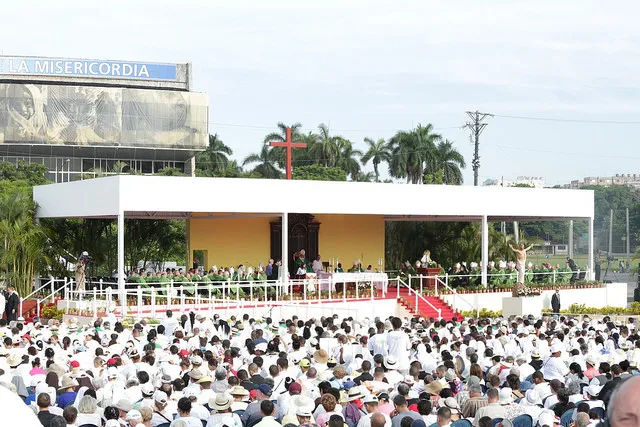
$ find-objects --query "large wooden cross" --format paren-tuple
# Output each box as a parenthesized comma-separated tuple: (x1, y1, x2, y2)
(269, 127, 307, 180)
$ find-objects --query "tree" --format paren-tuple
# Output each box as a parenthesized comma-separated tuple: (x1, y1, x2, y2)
(355, 172, 376, 182)
(0, 190, 50, 297)
(388, 124, 442, 184)
(292, 164, 347, 181)
(307, 123, 342, 167)
(335, 138, 363, 180)
(196, 134, 233, 176)
(432, 140, 466, 184)
(361, 138, 391, 182)
(242, 146, 283, 179)
(125, 220, 186, 271)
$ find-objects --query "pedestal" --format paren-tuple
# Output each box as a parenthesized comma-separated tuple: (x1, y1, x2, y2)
(502, 296, 543, 317)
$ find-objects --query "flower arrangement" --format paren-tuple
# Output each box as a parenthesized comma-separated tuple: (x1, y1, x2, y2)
(515, 286, 541, 297)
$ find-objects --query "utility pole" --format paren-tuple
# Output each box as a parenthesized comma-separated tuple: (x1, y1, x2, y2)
(609, 209, 613, 255)
(465, 111, 492, 186)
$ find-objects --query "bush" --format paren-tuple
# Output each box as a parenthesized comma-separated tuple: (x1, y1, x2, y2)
(542, 303, 640, 316)
(461, 308, 502, 318)
(40, 303, 64, 320)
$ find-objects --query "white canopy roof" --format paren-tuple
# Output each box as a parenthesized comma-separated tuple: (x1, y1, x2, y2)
(33, 175, 594, 221)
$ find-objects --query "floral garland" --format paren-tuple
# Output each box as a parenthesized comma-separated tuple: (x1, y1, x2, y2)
(515, 287, 541, 297)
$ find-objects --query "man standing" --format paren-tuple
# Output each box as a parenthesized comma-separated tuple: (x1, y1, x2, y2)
(595, 250, 602, 281)
(312, 255, 324, 274)
(5, 286, 19, 322)
(266, 259, 274, 281)
(509, 243, 533, 284)
(551, 289, 561, 314)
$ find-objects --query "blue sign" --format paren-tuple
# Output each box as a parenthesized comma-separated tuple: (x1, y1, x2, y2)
(0, 56, 178, 81)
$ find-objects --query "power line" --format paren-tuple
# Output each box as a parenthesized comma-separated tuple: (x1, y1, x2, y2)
(492, 114, 640, 125)
(209, 121, 465, 133)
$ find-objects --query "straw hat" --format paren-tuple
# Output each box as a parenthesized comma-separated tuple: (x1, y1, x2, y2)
(58, 376, 79, 392)
(6, 353, 22, 368)
(425, 380, 443, 395)
(209, 395, 232, 411)
(229, 385, 249, 396)
(383, 356, 398, 370)
(313, 349, 329, 364)
(343, 387, 365, 402)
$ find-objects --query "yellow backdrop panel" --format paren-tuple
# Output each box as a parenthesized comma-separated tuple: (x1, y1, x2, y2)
(188, 214, 385, 271)
(188, 216, 278, 270)
(315, 214, 385, 271)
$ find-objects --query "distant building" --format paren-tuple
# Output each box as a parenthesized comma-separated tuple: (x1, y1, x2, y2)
(483, 176, 545, 188)
(564, 173, 640, 189)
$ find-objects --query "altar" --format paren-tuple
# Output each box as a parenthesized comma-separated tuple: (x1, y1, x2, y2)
(316, 272, 388, 293)
(502, 296, 543, 318)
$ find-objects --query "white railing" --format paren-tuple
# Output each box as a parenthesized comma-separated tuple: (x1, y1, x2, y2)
(34, 275, 388, 319)
(396, 277, 442, 320)
(431, 275, 479, 318)
(434, 269, 586, 286)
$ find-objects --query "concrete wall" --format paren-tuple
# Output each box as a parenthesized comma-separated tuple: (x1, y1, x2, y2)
(440, 283, 628, 313)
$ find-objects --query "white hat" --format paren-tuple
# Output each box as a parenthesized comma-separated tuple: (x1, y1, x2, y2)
(126, 410, 143, 422)
(584, 384, 602, 398)
(538, 411, 559, 427)
(550, 343, 563, 353)
(499, 387, 514, 404)
(296, 407, 313, 417)
(153, 390, 168, 404)
(383, 356, 398, 369)
(523, 390, 542, 406)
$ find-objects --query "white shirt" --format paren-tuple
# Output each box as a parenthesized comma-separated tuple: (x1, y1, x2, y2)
(254, 416, 282, 427)
(541, 356, 569, 382)
(386, 331, 410, 369)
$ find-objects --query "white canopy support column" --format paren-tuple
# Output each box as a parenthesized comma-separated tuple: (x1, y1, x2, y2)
(282, 212, 289, 292)
(117, 210, 126, 316)
(569, 220, 574, 259)
(481, 215, 489, 287)
(588, 217, 594, 280)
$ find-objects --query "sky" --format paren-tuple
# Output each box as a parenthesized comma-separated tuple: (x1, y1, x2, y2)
(3, 0, 640, 186)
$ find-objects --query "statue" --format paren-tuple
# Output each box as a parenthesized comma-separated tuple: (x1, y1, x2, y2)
(509, 243, 533, 284)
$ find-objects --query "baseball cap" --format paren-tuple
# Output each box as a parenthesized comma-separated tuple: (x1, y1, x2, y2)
(153, 390, 168, 404)
(256, 384, 272, 395)
(299, 359, 311, 368)
(126, 410, 143, 422)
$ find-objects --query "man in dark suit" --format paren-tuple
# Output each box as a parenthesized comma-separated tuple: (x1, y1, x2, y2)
(5, 286, 19, 322)
(551, 289, 561, 314)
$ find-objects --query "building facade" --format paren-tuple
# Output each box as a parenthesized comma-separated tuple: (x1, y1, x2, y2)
(483, 176, 545, 188)
(564, 174, 640, 189)
(0, 55, 208, 182)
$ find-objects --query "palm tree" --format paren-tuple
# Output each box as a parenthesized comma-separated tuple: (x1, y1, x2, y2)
(432, 140, 466, 185)
(242, 146, 283, 179)
(196, 134, 233, 176)
(307, 123, 342, 167)
(388, 124, 442, 184)
(263, 123, 304, 169)
(0, 191, 49, 297)
(336, 139, 363, 180)
(361, 138, 391, 182)
(355, 172, 376, 182)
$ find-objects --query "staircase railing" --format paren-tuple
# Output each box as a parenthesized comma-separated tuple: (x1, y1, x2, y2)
(397, 277, 442, 320)
(434, 275, 479, 318)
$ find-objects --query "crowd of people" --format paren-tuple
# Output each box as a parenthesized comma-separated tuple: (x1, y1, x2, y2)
(0, 309, 637, 427)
